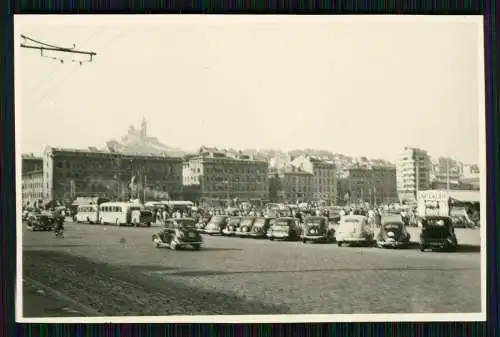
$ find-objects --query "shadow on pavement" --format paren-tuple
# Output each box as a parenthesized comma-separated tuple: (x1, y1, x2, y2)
(199, 247, 244, 252)
(23, 250, 291, 316)
(170, 265, 480, 277)
(370, 242, 480, 253)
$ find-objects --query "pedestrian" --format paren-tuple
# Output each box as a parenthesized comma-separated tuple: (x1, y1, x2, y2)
(375, 209, 382, 227)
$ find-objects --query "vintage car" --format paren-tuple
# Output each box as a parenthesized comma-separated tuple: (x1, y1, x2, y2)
(152, 217, 203, 250)
(248, 217, 274, 239)
(376, 219, 411, 248)
(237, 216, 257, 237)
(267, 217, 301, 241)
(26, 211, 55, 231)
(328, 214, 341, 226)
(222, 216, 242, 236)
(204, 215, 229, 235)
(267, 209, 292, 218)
(419, 216, 458, 252)
(336, 215, 375, 247)
(195, 214, 212, 233)
(301, 216, 335, 243)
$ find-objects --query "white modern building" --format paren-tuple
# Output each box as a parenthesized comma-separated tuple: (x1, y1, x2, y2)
(396, 147, 432, 201)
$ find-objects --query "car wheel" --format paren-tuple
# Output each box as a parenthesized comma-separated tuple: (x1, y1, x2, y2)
(147, 222, 151, 227)
(153, 241, 160, 248)
(192, 244, 201, 250)
(337, 241, 342, 247)
(269, 237, 274, 241)
(302, 238, 307, 243)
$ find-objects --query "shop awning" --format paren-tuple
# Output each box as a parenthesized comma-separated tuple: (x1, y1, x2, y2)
(448, 190, 481, 203)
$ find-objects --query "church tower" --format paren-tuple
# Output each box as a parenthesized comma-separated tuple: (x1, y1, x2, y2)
(140, 117, 147, 140)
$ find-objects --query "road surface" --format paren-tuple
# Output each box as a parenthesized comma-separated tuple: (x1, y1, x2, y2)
(22, 222, 482, 316)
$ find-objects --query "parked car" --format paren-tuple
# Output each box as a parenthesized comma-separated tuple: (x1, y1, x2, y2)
(222, 216, 242, 236)
(237, 216, 257, 237)
(267, 217, 301, 241)
(152, 217, 203, 250)
(419, 216, 458, 252)
(301, 216, 335, 243)
(195, 214, 212, 233)
(376, 219, 410, 248)
(26, 211, 55, 231)
(248, 217, 274, 239)
(204, 215, 229, 235)
(336, 215, 375, 247)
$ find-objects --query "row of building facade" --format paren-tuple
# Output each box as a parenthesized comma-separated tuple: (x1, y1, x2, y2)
(21, 145, 479, 207)
(395, 147, 480, 202)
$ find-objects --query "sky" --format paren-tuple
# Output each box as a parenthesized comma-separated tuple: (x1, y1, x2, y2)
(15, 15, 484, 164)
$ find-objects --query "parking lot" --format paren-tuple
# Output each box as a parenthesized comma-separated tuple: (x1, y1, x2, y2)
(21, 220, 482, 316)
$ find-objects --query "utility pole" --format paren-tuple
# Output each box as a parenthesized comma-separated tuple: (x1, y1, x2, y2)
(20, 34, 97, 65)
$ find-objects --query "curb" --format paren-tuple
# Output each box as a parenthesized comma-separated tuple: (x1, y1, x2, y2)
(23, 277, 103, 317)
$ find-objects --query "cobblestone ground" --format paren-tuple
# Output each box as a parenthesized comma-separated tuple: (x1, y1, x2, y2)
(22, 221, 482, 316)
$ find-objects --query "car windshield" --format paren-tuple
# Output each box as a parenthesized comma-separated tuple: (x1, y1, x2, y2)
(252, 219, 266, 227)
(383, 223, 402, 230)
(305, 218, 325, 226)
(425, 218, 451, 227)
(210, 216, 226, 224)
(174, 219, 196, 228)
(423, 218, 451, 234)
(273, 219, 293, 227)
(240, 218, 255, 226)
(343, 218, 361, 223)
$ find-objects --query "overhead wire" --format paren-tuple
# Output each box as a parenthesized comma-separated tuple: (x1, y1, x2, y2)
(27, 27, 130, 113)
(24, 26, 107, 100)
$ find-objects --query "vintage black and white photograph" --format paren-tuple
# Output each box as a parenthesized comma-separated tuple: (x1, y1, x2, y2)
(15, 15, 486, 323)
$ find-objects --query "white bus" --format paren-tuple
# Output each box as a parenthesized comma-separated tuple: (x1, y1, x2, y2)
(98, 202, 144, 226)
(75, 204, 99, 224)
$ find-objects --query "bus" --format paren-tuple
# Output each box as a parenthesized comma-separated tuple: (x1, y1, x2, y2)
(98, 202, 144, 226)
(75, 204, 99, 224)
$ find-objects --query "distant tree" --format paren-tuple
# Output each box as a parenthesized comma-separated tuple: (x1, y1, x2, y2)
(268, 174, 283, 202)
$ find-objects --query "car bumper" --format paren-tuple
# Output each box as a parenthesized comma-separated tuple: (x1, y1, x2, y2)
(237, 231, 251, 237)
(267, 232, 289, 239)
(377, 240, 407, 247)
(340, 237, 371, 242)
(204, 229, 221, 234)
(422, 241, 453, 247)
(302, 235, 328, 241)
(174, 239, 203, 246)
(248, 232, 267, 238)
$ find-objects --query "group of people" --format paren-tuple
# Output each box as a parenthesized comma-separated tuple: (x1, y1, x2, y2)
(146, 202, 405, 229)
